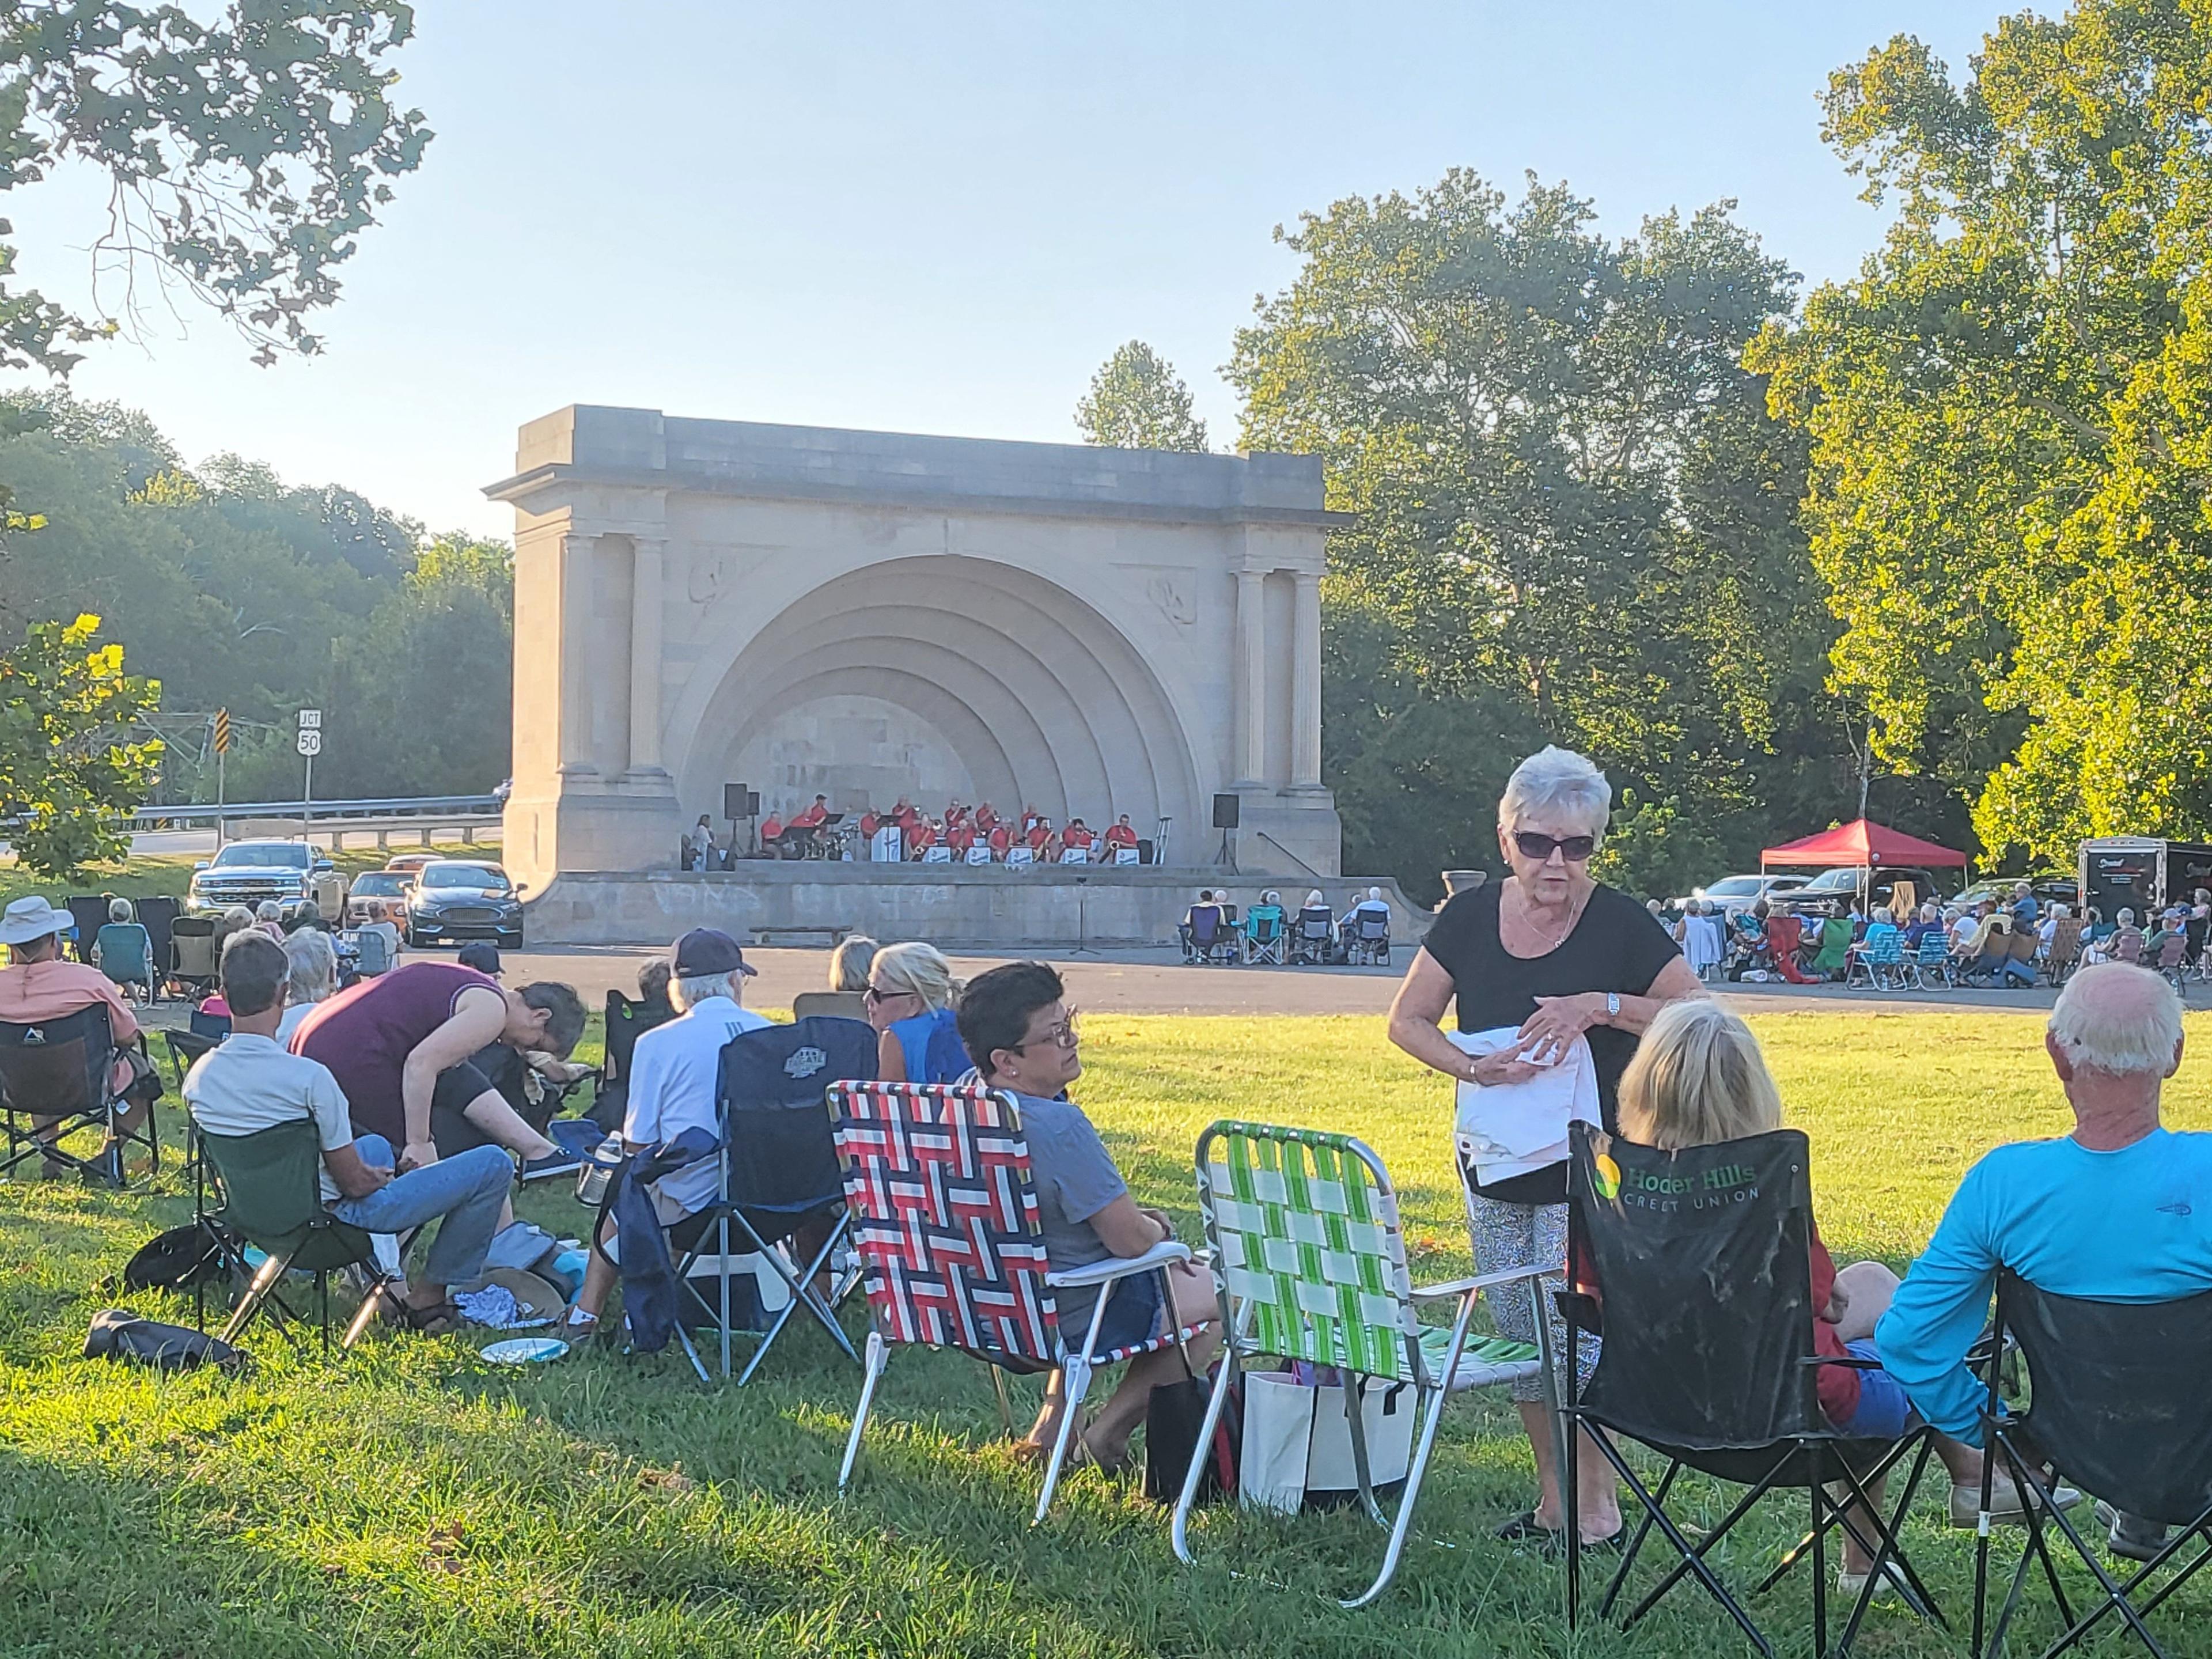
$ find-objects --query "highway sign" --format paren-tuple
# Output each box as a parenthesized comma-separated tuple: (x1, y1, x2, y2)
(298, 708, 321, 730)
(296, 728, 323, 757)
(212, 709, 230, 755)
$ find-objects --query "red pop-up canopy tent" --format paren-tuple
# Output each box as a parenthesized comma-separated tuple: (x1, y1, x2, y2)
(1760, 818, 1968, 870)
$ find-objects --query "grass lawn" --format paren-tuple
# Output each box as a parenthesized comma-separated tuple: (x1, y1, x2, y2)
(2, 1009, 2207, 1658)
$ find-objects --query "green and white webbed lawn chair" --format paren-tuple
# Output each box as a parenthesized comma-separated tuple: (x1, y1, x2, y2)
(1172, 1120, 1559, 1608)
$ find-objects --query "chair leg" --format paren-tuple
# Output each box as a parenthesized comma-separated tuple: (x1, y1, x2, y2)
(1171, 1343, 1240, 1567)
(990, 1363, 1016, 1438)
(1032, 1355, 1094, 1526)
(219, 1246, 300, 1346)
(838, 1327, 888, 1494)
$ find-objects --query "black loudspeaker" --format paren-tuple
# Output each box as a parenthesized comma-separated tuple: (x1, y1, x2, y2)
(724, 783, 751, 820)
(1211, 793, 1241, 831)
(745, 790, 760, 818)
(1138, 838, 1156, 865)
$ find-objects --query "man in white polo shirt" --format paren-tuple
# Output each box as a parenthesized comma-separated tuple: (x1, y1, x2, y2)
(185, 930, 512, 1334)
(558, 928, 771, 1343)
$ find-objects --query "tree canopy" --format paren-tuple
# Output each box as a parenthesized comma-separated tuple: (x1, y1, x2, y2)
(1750, 1, 2212, 865)
(0, 0, 431, 372)
(1074, 340, 1210, 451)
(1232, 169, 1889, 895)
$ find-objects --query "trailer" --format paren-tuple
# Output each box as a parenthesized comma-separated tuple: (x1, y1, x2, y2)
(2078, 837, 2212, 921)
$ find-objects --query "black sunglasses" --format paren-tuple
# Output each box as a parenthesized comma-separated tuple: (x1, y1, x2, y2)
(1513, 831, 1597, 862)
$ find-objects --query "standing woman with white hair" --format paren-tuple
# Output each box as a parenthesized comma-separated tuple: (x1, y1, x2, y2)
(1387, 744, 1705, 1547)
(866, 941, 968, 1084)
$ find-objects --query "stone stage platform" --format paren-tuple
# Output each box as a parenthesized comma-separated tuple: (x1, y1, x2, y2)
(519, 861, 1429, 950)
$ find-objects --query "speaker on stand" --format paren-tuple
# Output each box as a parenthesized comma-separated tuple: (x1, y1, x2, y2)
(725, 782, 759, 857)
(1212, 793, 1240, 871)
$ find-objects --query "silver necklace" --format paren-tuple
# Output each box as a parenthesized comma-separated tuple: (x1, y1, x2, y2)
(1507, 881, 1587, 952)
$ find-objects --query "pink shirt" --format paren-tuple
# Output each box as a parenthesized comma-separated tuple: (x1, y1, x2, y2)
(0, 959, 142, 1045)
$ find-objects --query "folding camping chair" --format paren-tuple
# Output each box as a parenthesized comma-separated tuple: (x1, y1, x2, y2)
(829, 1081, 1209, 1525)
(593, 988, 675, 1131)
(1173, 1120, 1554, 1608)
(196, 1117, 383, 1353)
(1911, 935, 1957, 990)
(1562, 1123, 1945, 1659)
(1972, 1271, 2212, 1659)
(1243, 908, 1287, 966)
(1185, 907, 1237, 965)
(1349, 911, 1392, 967)
(137, 897, 179, 990)
(1292, 907, 1336, 965)
(1845, 930, 1906, 991)
(167, 915, 221, 998)
(668, 1015, 879, 1385)
(93, 920, 158, 1005)
(65, 896, 108, 961)
(0, 1005, 157, 1185)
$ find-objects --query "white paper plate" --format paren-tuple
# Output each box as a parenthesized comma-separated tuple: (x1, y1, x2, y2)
(482, 1336, 570, 1365)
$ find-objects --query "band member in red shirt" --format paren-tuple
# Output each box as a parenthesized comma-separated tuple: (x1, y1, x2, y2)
(759, 812, 785, 844)
(791, 794, 830, 830)
(974, 801, 1000, 835)
(1021, 805, 1041, 835)
(907, 817, 940, 858)
(858, 809, 880, 839)
(1104, 815, 1139, 855)
(987, 821, 1012, 859)
(945, 801, 971, 834)
(946, 815, 976, 857)
(1025, 818, 1053, 855)
(1062, 819, 1096, 854)
(892, 797, 921, 835)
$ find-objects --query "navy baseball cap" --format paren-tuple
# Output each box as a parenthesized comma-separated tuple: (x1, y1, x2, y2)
(671, 927, 756, 977)
(457, 941, 503, 976)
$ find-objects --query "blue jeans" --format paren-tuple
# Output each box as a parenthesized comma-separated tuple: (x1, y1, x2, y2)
(331, 1134, 511, 1289)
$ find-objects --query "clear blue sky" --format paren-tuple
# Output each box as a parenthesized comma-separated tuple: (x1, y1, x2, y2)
(4, 1, 2002, 538)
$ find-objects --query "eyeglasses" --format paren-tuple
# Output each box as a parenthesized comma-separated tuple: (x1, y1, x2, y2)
(863, 983, 920, 1005)
(1513, 831, 1597, 863)
(1012, 1009, 1081, 1052)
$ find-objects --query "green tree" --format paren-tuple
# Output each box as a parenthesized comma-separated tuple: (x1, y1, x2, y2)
(1591, 792, 1728, 902)
(1751, 3, 2212, 863)
(1075, 340, 1210, 450)
(0, 612, 161, 875)
(1236, 169, 1853, 895)
(0, 1, 431, 373)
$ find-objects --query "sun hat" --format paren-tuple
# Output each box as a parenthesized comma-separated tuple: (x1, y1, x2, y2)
(0, 896, 71, 946)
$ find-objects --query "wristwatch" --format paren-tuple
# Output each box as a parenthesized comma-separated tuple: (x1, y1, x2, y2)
(1605, 991, 1621, 1022)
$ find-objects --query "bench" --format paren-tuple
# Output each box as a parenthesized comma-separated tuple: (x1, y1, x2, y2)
(750, 924, 855, 949)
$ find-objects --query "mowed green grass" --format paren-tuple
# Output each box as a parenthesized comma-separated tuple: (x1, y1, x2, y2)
(2, 1010, 2207, 1659)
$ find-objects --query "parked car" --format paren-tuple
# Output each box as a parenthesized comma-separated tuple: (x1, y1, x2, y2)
(1783, 865, 1955, 919)
(1671, 873, 1810, 915)
(344, 868, 416, 926)
(189, 839, 345, 917)
(404, 859, 523, 950)
(385, 851, 442, 876)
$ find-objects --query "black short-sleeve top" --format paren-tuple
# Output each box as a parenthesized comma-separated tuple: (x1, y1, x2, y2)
(1419, 881, 1682, 1205)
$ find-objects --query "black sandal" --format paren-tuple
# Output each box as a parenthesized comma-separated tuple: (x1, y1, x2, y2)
(1494, 1510, 1626, 1552)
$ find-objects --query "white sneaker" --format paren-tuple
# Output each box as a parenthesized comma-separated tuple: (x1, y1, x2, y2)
(1950, 1475, 2083, 1528)
(1838, 1562, 1911, 1603)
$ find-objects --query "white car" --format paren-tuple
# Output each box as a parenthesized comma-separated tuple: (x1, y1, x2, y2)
(1673, 873, 1810, 915)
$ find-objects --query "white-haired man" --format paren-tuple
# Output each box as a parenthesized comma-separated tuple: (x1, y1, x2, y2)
(559, 928, 769, 1344)
(1878, 963, 2209, 1555)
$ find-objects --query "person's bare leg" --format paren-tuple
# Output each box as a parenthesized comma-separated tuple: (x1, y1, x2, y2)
(1525, 1404, 1622, 1541)
(1023, 1367, 1069, 1449)
(570, 1211, 620, 1321)
(459, 1088, 557, 1161)
(1082, 1263, 1221, 1464)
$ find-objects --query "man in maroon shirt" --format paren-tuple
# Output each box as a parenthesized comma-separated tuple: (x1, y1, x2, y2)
(291, 959, 585, 1179)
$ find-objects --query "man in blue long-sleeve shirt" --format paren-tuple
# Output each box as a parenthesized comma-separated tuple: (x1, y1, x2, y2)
(1877, 962, 2209, 1558)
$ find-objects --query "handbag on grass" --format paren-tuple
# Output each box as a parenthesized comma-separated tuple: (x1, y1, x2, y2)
(1143, 1355, 1240, 1505)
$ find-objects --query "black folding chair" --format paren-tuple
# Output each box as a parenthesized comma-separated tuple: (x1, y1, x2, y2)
(168, 915, 220, 998)
(1972, 1271, 2212, 1659)
(65, 895, 108, 961)
(0, 1005, 156, 1185)
(1563, 1124, 1945, 1659)
(592, 989, 675, 1131)
(137, 896, 180, 993)
(670, 1015, 878, 1383)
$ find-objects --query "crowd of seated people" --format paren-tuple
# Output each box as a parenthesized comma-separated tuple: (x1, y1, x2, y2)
(1177, 886, 1393, 965)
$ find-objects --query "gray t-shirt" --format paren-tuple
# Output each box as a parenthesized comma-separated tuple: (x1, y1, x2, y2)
(1014, 1090, 1128, 1335)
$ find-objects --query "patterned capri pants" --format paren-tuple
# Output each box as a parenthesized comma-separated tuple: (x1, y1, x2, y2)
(1463, 1189, 1601, 1403)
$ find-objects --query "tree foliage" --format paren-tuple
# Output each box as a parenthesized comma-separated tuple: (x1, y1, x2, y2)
(0, 389, 510, 806)
(0, 611, 161, 875)
(1236, 169, 1874, 896)
(0, 0, 431, 372)
(1075, 340, 1210, 451)
(1751, 2, 2212, 863)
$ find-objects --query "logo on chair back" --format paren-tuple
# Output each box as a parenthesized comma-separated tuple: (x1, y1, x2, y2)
(783, 1046, 828, 1080)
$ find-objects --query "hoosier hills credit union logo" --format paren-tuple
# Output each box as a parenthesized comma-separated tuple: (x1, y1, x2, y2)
(1593, 1152, 1622, 1201)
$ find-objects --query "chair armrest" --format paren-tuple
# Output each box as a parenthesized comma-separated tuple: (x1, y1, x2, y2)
(1045, 1238, 1191, 1289)
(1410, 1263, 1552, 1302)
